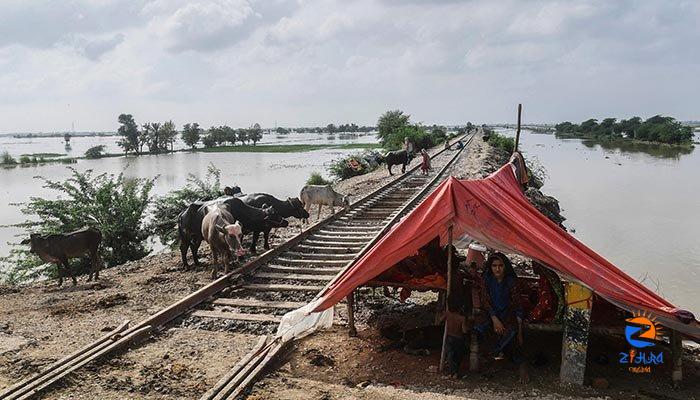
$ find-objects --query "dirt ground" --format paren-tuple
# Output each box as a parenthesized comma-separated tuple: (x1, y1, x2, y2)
(248, 295, 700, 400)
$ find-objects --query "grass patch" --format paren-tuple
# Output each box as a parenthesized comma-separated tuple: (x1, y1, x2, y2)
(20, 152, 65, 158)
(200, 143, 380, 153)
(307, 172, 331, 185)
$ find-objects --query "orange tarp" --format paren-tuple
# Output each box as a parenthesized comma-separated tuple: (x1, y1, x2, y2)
(312, 162, 699, 338)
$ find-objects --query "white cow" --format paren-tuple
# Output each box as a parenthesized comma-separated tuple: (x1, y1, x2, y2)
(299, 185, 350, 222)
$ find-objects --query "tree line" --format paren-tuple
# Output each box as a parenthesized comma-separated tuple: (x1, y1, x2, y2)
(275, 123, 375, 135)
(554, 115, 694, 145)
(116, 114, 264, 155)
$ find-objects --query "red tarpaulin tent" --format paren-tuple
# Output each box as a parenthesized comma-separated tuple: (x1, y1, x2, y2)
(309, 161, 699, 339)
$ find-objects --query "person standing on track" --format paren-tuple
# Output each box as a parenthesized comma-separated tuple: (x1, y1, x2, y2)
(420, 149, 431, 175)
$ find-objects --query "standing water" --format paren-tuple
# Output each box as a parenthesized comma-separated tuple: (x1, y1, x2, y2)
(501, 128, 700, 314)
(0, 132, 378, 261)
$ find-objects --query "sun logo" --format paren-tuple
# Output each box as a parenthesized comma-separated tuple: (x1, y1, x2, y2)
(624, 312, 663, 349)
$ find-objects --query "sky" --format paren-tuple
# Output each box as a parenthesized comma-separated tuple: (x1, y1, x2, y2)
(0, 0, 699, 133)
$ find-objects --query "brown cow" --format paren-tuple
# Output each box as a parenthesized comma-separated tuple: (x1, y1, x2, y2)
(21, 227, 102, 286)
(201, 205, 244, 278)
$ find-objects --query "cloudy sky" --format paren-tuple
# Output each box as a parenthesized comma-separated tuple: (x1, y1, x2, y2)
(1, 0, 698, 133)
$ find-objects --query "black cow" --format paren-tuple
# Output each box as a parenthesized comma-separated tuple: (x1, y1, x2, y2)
(238, 193, 309, 250)
(384, 150, 414, 175)
(21, 227, 102, 286)
(178, 196, 288, 267)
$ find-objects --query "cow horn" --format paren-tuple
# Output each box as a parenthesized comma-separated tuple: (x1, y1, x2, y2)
(215, 225, 226, 234)
(20, 238, 31, 245)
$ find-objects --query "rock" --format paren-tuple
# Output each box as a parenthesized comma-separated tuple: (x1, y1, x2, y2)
(426, 365, 438, 373)
(525, 187, 566, 226)
(591, 377, 609, 389)
(356, 380, 371, 388)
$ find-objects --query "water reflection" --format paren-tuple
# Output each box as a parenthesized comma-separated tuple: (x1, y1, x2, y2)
(581, 139, 695, 160)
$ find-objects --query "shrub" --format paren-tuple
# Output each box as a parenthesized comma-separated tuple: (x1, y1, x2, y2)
(19, 155, 31, 164)
(328, 150, 383, 180)
(85, 145, 106, 159)
(307, 172, 331, 186)
(2, 168, 156, 283)
(2, 151, 17, 165)
(149, 164, 227, 245)
(487, 132, 515, 154)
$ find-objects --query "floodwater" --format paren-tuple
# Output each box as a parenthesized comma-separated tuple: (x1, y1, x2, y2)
(0, 132, 377, 259)
(501, 128, 700, 314)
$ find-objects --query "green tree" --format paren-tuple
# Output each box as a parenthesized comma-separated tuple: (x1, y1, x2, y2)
(160, 120, 177, 152)
(84, 145, 106, 159)
(12, 168, 154, 273)
(138, 124, 150, 154)
(377, 110, 411, 147)
(117, 114, 139, 155)
(145, 122, 162, 153)
(181, 123, 202, 149)
(222, 125, 237, 146)
(237, 128, 249, 145)
(249, 123, 263, 145)
(202, 134, 217, 148)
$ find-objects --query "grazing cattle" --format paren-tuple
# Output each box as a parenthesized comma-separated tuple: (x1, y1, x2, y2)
(384, 150, 413, 175)
(201, 204, 244, 278)
(299, 185, 350, 222)
(226, 197, 289, 253)
(178, 196, 288, 267)
(238, 193, 309, 250)
(21, 227, 102, 286)
(223, 186, 242, 196)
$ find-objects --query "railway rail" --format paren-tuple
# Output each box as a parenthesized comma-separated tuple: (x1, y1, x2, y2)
(0, 131, 476, 400)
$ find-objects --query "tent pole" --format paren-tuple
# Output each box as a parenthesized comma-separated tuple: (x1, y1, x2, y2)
(671, 330, 683, 388)
(559, 282, 593, 385)
(439, 226, 454, 373)
(346, 291, 357, 337)
(514, 103, 522, 153)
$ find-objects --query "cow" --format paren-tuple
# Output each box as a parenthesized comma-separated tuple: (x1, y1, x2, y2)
(201, 204, 244, 278)
(178, 197, 288, 267)
(226, 197, 289, 253)
(223, 186, 242, 196)
(299, 185, 350, 222)
(20, 227, 102, 286)
(383, 150, 414, 175)
(238, 193, 309, 250)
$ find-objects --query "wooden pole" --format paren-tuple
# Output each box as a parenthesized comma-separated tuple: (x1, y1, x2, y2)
(439, 226, 454, 373)
(346, 291, 357, 337)
(514, 103, 522, 153)
(671, 330, 683, 388)
(559, 282, 593, 385)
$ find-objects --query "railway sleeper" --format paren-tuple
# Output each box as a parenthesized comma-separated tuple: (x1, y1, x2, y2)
(276, 257, 350, 267)
(191, 310, 282, 324)
(307, 234, 373, 242)
(281, 251, 356, 260)
(262, 265, 343, 275)
(301, 240, 366, 248)
(293, 244, 360, 253)
(254, 272, 333, 282)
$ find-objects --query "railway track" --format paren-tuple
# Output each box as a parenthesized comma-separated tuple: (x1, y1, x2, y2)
(0, 131, 475, 400)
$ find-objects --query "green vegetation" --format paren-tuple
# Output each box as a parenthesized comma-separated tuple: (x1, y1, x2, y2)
(182, 122, 202, 149)
(487, 131, 515, 154)
(20, 153, 65, 158)
(555, 115, 694, 145)
(2, 151, 17, 165)
(306, 172, 331, 186)
(1, 168, 155, 283)
(376, 109, 450, 150)
(200, 143, 380, 153)
(84, 145, 106, 159)
(150, 164, 228, 245)
(329, 150, 383, 180)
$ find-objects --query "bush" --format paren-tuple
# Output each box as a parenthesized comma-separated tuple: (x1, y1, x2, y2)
(328, 151, 380, 180)
(85, 145, 106, 159)
(2, 151, 17, 165)
(307, 172, 331, 186)
(19, 155, 32, 164)
(487, 132, 515, 154)
(3, 168, 156, 283)
(149, 164, 228, 245)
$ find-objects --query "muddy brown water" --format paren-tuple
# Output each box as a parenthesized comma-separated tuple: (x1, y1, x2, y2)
(500, 128, 700, 314)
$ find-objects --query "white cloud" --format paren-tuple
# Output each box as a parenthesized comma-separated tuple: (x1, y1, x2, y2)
(0, 0, 699, 132)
